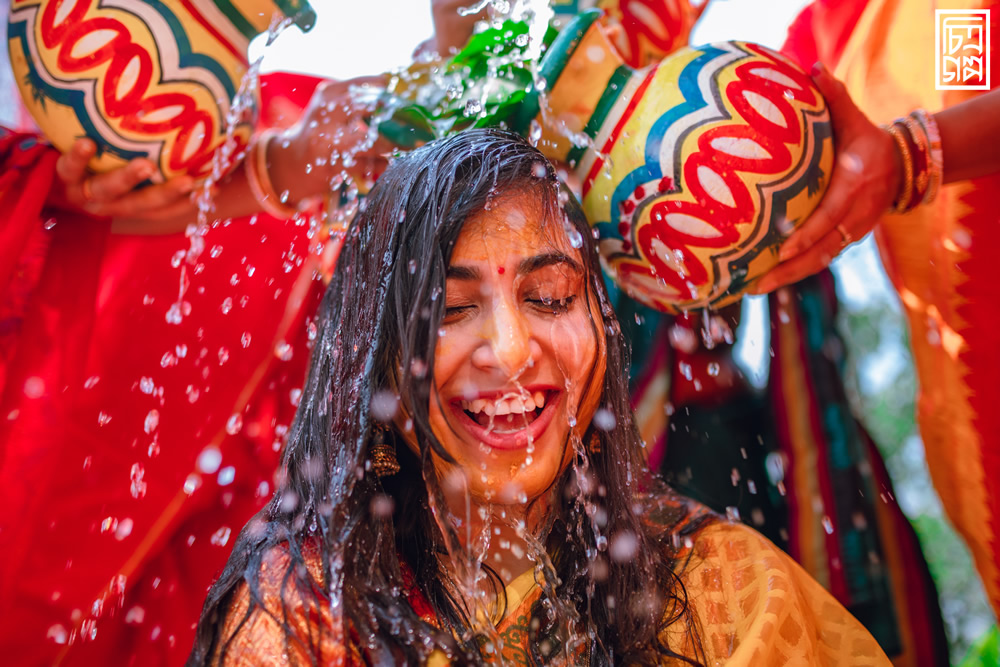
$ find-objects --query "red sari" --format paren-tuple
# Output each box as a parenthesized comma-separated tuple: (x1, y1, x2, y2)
(0, 74, 327, 665)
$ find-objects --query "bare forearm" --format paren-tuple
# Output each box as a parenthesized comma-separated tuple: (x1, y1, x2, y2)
(935, 87, 1000, 184)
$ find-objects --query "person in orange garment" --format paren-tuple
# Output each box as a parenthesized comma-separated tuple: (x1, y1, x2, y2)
(767, 0, 1000, 628)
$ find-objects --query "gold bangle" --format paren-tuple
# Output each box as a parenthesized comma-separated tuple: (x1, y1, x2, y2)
(245, 129, 298, 219)
(884, 123, 914, 214)
(909, 109, 943, 205)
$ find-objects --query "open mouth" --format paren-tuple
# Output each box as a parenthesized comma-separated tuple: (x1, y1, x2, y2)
(450, 388, 559, 450)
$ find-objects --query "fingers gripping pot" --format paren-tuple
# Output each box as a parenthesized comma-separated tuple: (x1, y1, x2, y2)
(515, 10, 834, 313)
(7, 0, 315, 182)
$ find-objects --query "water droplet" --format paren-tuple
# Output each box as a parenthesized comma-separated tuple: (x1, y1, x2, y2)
(139, 377, 155, 394)
(225, 414, 243, 435)
(279, 490, 299, 513)
(609, 530, 638, 562)
(143, 410, 159, 434)
(528, 119, 542, 146)
(725, 506, 741, 522)
(463, 99, 483, 117)
(274, 341, 293, 361)
(593, 408, 616, 431)
(197, 447, 222, 474)
(217, 466, 236, 486)
(370, 494, 395, 517)
(209, 245, 223, 258)
(290, 388, 302, 406)
(821, 515, 834, 534)
(23, 376, 44, 399)
(220, 297, 233, 315)
(124, 606, 145, 625)
(210, 526, 232, 547)
(371, 390, 399, 421)
(217, 347, 229, 365)
(241, 332, 252, 348)
(707, 362, 720, 377)
(47, 624, 68, 644)
(84, 375, 100, 389)
(115, 517, 134, 540)
(101, 516, 118, 534)
(97, 411, 112, 426)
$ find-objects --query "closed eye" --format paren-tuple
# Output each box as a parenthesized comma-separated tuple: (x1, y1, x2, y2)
(527, 295, 576, 314)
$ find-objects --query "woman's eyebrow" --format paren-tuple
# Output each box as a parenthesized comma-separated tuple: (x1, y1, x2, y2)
(446, 265, 481, 281)
(518, 253, 583, 275)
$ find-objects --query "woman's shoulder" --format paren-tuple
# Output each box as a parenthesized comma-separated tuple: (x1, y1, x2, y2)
(675, 520, 891, 666)
(213, 540, 355, 665)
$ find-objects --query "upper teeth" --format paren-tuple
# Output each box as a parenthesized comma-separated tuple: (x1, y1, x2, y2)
(462, 391, 545, 415)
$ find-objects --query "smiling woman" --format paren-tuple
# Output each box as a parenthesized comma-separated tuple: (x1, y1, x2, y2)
(188, 129, 892, 666)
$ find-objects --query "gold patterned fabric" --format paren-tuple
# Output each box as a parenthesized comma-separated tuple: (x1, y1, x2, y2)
(212, 521, 889, 665)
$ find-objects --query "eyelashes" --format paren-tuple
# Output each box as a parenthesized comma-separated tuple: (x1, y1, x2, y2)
(443, 294, 578, 322)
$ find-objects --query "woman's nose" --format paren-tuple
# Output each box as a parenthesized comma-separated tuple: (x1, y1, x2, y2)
(471, 299, 539, 377)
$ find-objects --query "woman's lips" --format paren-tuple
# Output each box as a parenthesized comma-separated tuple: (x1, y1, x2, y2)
(450, 390, 560, 451)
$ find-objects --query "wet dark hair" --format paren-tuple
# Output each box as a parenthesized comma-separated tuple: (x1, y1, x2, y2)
(189, 129, 710, 665)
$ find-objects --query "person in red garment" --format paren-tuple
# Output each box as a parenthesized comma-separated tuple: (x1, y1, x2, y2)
(0, 73, 384, 665)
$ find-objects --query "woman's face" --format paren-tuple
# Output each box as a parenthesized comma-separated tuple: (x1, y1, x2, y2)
(426, 190, 605, 507)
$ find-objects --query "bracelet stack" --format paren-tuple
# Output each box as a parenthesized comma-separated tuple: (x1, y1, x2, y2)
(882, 109, 944, 214)
(245, 129, 299, 219)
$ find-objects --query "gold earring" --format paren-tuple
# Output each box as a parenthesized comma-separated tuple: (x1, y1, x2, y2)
(589, 432, 602, 455)
(371, 423, 400, 477)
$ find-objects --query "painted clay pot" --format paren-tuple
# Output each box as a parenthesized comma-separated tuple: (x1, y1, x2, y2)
(7, 0, 315, 181)
(519, 10, 834, 313)
(552, 0, 707, 68)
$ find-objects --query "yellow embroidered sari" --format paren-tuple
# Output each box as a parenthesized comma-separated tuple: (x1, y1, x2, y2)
(214, 520, 889, 665)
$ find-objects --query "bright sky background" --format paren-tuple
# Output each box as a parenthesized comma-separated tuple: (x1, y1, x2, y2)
(252, 0, 901, 389)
